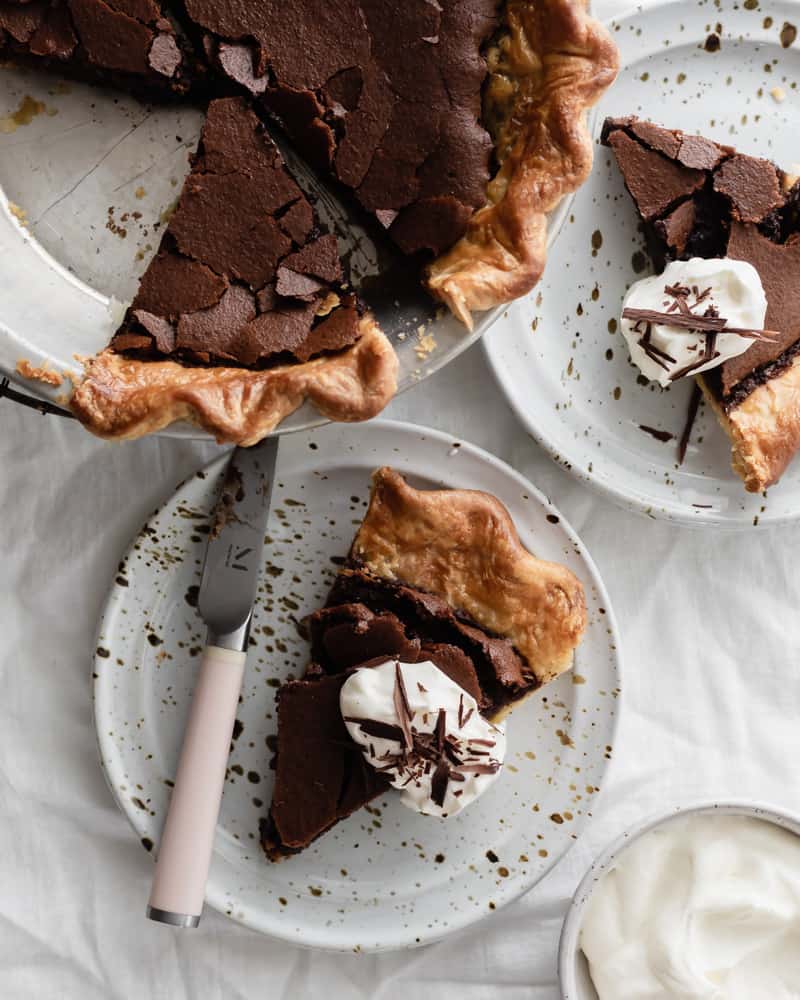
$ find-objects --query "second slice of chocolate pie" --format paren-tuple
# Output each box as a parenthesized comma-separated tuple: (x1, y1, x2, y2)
(603, 116, 800, 492)
(262, 467, 586, 860)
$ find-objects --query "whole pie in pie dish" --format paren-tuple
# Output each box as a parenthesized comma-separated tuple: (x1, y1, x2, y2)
(603, 116, 800, 493)
(262, 467, 587, 859)
(2, 0, 618, 443)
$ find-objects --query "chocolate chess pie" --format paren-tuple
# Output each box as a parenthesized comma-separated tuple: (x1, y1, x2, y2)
(3, 0, 617, 442)
(263, 468, 586, 859)
(604, 116, 800, 492)
(71, 98, 397, 442)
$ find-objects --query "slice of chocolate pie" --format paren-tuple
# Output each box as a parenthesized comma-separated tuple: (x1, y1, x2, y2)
(603, 116, 800, 491)
(262, 467, 586, 859)
(71, 97, 398, 442)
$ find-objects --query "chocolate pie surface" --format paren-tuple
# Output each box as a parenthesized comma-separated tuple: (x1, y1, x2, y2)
(183, 0, 619, 328)
(603, 116, 800, 492)
(263, 467, 586, 859)
(4, 0, 617, 442)
(0, 0, 200, 96)
(71, 98, 397, 442)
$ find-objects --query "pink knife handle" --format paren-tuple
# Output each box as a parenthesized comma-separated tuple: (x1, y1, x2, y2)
(147, 644, 246, 926)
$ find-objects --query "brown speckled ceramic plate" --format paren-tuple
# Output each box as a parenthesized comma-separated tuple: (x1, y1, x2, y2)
(92, 419, 621, 951)
(485, 0, 800, 526)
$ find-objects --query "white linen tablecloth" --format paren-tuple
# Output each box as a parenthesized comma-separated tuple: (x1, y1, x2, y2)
(4, 344, 800, 999)
(5, 3, 800, 993)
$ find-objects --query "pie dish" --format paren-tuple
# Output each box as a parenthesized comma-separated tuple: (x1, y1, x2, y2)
(262, 466, 587, 859)
(604, 116, 800, 493)
(1, 0, 617, 443)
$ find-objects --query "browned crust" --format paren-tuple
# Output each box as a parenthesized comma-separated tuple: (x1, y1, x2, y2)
(70, 314, 398, 444)
(351, 468, 586, 684)
(698, 362, 800, 492)
(426, 0, 618, 327)
(16, 359, 63, 387)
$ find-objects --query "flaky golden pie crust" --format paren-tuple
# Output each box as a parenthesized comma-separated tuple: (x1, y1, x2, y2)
(71, 314, 397, 444)
(427, 0, 618, 327)
(350, 467, 587, 684)
(698, 361, 800, 493)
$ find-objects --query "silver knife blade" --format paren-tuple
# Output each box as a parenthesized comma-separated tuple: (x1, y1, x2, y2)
(269, 125, 437, 338)
(197, 437, 279, 650)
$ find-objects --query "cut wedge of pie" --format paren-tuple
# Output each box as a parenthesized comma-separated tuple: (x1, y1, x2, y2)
(4, 1, 617, 442)
(71, 98, 397, 442)
(262, 467, 586, 859)
(604, 116, 800, 492)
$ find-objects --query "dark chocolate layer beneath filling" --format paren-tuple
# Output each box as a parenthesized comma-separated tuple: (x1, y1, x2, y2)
(603, 116, 800, 410)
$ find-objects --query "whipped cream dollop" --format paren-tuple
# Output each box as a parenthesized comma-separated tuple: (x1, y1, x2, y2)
(340, 659, 506, 818)
(620, 258, 767, 387)
(580, 813, 800, 1000)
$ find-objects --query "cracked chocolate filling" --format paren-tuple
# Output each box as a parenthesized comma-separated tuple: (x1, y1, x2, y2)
(262, 565, 538, 859)
(0, 0, 199, 95)
(111, 97, 364, 368)
(3, 1, 540, 378)
(180, 0, 501, 258)
(603, 116, 800, 411)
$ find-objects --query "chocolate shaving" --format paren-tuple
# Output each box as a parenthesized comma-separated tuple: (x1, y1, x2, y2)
(638, 336, 676, 370)
(639, 424, 674, 443)
(456, 762, 502, 775)
(393, 663, 413, 751)
(624, 307, 778, 341)
(461, 706, 475, 728)
(457, 693, 465, 729)
(430, 758, 450, 807)
(435, 709, 446, 753)
(468, 738, 497, 747)
(344, 717, 404, 742)
(670, 351, 720, 381)
(678, 382, 702, 464)
(417, 682, 428, 693)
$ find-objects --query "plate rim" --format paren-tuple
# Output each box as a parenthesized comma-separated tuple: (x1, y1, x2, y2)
(483, 0, 800, 529)
(91, 417, 623, 951)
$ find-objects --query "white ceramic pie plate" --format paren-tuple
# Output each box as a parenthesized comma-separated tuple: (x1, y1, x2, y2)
(485, 0, 800, 526)
(0, 66, 575, 435)
(93, 419, 621, 952)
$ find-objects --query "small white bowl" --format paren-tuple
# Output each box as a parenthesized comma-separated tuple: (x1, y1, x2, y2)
(557, 800, 800, 1000)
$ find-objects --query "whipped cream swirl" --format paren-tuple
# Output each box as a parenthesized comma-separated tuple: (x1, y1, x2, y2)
(580, 813, 800, 1000)
(620, 257, 767, 386)
(340, 659, 506, 818)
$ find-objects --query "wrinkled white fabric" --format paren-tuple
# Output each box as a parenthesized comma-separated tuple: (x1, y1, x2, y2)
(4, 338, 800, 999)
(4, 3, 800, 989)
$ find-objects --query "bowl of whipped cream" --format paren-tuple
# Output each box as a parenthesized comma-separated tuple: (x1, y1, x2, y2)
(558, 802, 800, 1000)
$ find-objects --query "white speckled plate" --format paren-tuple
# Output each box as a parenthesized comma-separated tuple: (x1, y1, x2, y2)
(93, 419, 621, 952)
(485, 0, 800, 527)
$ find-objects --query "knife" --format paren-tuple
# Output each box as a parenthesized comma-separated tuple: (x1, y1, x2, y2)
(146, 436, 279, 928)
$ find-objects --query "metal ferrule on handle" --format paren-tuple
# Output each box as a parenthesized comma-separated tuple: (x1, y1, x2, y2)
(146, 642, 247, 927)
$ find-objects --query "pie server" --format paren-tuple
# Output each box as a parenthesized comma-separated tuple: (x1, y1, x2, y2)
(147, 436, 279, 928)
